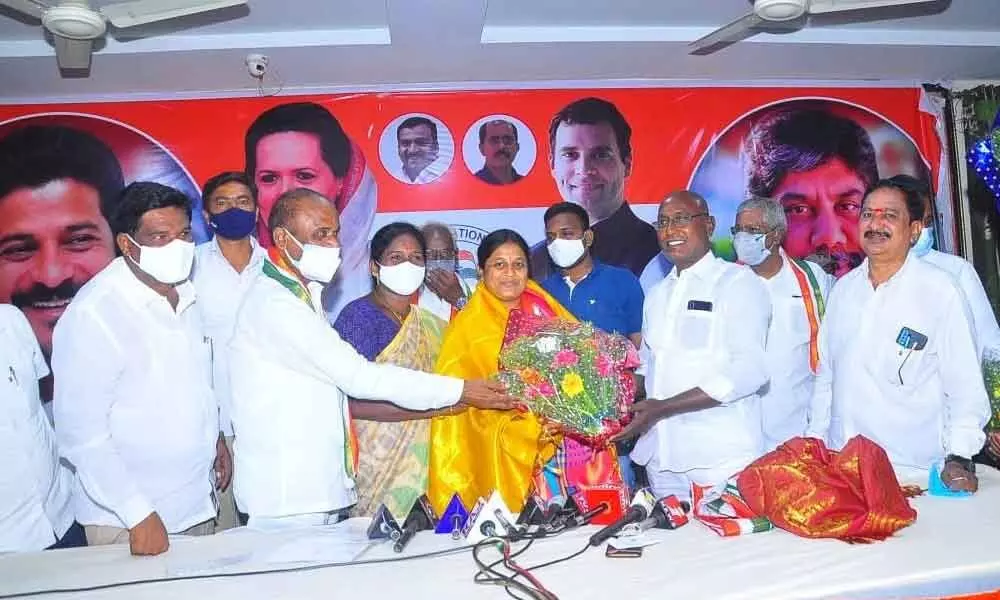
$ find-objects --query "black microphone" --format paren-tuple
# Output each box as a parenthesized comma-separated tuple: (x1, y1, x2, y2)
(566, 502, 610, 529)
(588, 489, 655, 547)
(626, 496, 692, 535)
(393, 496, 439, 553)
(366, 504, 402, 541)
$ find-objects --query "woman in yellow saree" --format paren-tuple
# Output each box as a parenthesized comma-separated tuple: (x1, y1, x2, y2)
(428, 229, 622, 514)
(334, 223, 452, 518)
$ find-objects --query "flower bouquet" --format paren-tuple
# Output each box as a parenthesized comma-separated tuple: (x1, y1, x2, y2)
(497, 309, 640, 447)
(983, 347, 1000, 431)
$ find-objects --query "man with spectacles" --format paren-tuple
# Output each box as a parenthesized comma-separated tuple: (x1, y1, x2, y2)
(731, 197, 834, 451)
(806, 180, 989, 493)
(417, 222, 476, 322)
(613, 190, 771, 502)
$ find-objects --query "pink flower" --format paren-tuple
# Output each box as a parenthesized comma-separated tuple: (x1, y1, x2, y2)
(537, 382, 556, 397)
(552, 348, 579, 368)
(596, 353, 613, 377)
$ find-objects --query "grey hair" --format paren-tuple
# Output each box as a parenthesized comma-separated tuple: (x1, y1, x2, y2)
(420, 221, 456, 248)
(737, 196, 787, 235)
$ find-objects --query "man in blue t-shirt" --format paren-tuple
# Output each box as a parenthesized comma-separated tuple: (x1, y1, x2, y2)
(540, 202, 645, 490)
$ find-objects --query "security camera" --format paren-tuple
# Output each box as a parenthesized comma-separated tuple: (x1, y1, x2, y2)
(245, 54, 268, 78)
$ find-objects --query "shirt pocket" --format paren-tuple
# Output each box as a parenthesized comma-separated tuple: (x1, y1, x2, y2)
(781, 297, 812, 347)
(675, 307, 717, 353)
(867, 323, 930, 388)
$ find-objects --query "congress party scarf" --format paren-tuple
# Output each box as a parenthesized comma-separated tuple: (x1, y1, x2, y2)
(788, 258, 825, 374)
(262, 247, 360, 480)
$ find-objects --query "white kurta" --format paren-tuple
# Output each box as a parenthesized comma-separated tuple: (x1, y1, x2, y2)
(759, 251, 835, 450)
(807, 255, 989, 475)
(631, 252, 771, 482)
(192, 237, 267, 437)
(52, 258, 219, 532)
(921, 248, 1000, 357)
(0, 305, 74, 552)
(228, 262, 464, 519)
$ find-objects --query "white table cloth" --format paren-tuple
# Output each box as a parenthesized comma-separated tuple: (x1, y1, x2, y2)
(2, 469, 999, 600)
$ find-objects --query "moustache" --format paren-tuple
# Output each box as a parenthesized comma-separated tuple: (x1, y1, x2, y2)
(494, 149, 512, 159)
(863, 230, 891, 240)
(10, 279, 81, 310)
(808, 248, 864, 275)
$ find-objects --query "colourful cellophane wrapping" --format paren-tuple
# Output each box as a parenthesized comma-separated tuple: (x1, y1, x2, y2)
(497, 309, 638, 447)
(737, 435, 918, 543)
(982, 354, 1000, 431)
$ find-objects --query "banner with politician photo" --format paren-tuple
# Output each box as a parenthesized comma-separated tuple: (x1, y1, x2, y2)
(0, 86, 946, 360)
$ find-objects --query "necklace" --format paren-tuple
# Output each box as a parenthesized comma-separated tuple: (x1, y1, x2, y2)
(373, 292, 407, 325)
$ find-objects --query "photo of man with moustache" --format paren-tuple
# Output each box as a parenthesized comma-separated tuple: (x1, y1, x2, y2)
(474, 119, 523, 186)
(0, 125, 124, 412)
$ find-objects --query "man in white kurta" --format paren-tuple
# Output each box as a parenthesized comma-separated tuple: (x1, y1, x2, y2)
(806, 180, 989, 491)
(229, 189, 512, 527)
(619, 191, 771, 501)
(53, 183, 223, 556)
(732, 198, 834, 450)
(0, 304, 80, 552)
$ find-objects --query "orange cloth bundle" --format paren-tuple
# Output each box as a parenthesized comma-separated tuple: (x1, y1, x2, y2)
(737, 435, 918, 543)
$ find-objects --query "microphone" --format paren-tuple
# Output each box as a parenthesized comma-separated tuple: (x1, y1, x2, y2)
(565, 502, 609, 529)
(393, 495, 439, 553)
(366, 504, 402, 541)
(588, 488, 655, 547)
(624, 495, 691, 536)
(433, 493, 470, 539)
(463, 491, 516, 544)
(516, 495, 547, 526)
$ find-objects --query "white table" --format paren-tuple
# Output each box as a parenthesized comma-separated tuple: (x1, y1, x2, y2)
(2, 469, 999, 600)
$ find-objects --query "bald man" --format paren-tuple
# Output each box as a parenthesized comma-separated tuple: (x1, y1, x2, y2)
(614, 191, 771, 501)
(227, 188, 514, 528)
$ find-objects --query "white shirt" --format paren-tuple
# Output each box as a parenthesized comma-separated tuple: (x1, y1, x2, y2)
(417, 274, 476, 322)
(192, 237, 266, 437)
(52, 258, 219, 532)
(387, 157, 449, 185)
(921, 248, 1000, 357)
(759, 252, 835, 450)
(228, 261, 464, 519)
(0, 305, 74, 552)
(632, 252, 771, 475)
(806, 255, 989, 473)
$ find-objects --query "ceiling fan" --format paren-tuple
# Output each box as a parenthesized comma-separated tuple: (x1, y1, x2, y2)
(689, 0, 939, 54)
(0, 0, 248, 70)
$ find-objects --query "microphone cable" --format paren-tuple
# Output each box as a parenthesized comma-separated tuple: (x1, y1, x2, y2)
(0, 543, 476, 599)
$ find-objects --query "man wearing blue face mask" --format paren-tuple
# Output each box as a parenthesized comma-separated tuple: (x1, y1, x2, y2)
(732, 197, 834, 450)
(192, 171, 266, 530)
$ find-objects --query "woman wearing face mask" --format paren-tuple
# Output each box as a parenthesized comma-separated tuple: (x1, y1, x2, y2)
(333, 222, 454, 517)
(426, 229, 612, 515)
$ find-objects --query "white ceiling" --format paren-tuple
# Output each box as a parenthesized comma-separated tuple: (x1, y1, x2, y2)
(0, 0, 998, 103)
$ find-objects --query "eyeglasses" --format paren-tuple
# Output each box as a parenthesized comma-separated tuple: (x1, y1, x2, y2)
(653, 213, 708, 230)
(425, 250, 457, 261)
(730, 226, 772, 236)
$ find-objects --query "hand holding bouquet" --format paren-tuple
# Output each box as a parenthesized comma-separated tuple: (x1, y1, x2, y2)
(497, 309, 640, 446)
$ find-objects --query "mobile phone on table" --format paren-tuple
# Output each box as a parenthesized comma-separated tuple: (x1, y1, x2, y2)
(605, 545, 643, 558)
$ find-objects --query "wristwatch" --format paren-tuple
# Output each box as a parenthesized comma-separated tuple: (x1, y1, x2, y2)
(455, 295, 468, 310)
(945, 454, 976, 474)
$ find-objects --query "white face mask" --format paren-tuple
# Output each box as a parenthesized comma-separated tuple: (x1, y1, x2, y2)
(547, 238, 586, 268)
(126, 236, 195, 284)
(732, 231, 771, 267)
(377, 261, 427, 296)
(284, 231, 342, 283)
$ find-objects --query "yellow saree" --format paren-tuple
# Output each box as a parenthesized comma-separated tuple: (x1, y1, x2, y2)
(427, 280, 576, 514)
(354, 307, 446, 518)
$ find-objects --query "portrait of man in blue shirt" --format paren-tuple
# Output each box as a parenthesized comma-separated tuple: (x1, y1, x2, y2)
(540, 201, 645, 489)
